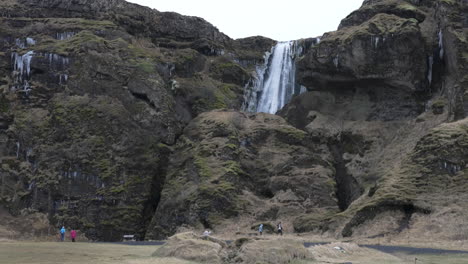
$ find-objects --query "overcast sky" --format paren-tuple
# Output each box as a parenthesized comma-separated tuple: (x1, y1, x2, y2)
(125, 0, 364, 41)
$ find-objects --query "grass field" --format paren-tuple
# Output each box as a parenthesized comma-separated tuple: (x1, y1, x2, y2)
(0, 241, 196, 264)
(0, 240, 467, 264)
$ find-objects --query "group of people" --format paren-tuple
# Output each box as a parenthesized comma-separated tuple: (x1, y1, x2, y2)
(258, 222, 283, 236)
(59, 226, 77, 242)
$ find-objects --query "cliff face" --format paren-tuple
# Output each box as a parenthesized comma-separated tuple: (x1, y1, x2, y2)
(0, 0, 467, 242)
(283, 0, 468, 239)
(0, 0, 273, 240)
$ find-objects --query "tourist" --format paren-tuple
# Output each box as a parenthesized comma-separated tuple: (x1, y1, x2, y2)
(71, 229, 77, 242)
(277, 222, 283, 236)
(60, 226, 66, 241)
(258, 224, 263, 235)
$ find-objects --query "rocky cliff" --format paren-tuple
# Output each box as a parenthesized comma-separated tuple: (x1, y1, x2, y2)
(0, 0, 274, 240)
(0, 0, 467, 242)
(283, 0, 468, 239)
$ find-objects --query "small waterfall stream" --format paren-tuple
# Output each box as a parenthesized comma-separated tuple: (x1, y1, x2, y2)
(243, 41, 306, 114)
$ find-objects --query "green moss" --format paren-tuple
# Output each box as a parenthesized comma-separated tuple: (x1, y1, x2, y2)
(324, 14, 419, 44)
(37, 30, 108, 55)
(137, 61, 154, 73)
(398, 3, 418, 11)
(432, 99, 446, 108)
(194, 155, 212, 179)
(225, 143, 238, 150)
(127, 44, 161, 59)
(109, 185, 125, 194)
(452, 30, 467, 43)
(211, 83, 240, 110)
(223, 160, 245, 176)
(277, 126, 307, 143)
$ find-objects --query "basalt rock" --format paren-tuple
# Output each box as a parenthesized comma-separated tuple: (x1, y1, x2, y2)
(0, 0, 271, 241)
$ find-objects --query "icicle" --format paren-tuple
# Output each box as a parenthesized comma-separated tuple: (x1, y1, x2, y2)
(26, 148, 32, 163)
(438, 29, 444, 59)
(16, 141, 20, 158)
(300, 85, 307, 94)
(371, 36, 380, 48)
(15, 38, 25, 49)
(333, 55, 339, 68)
(26, 38, 36, 46)
(56, 32, 75, 40)
(12, 51, 34, 91)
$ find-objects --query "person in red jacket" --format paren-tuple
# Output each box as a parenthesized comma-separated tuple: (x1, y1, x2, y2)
(70, 229, 77, 242)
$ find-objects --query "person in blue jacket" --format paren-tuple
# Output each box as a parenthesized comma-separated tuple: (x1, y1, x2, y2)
(258, 224, 264, 235)
(60, 226, 66, 242)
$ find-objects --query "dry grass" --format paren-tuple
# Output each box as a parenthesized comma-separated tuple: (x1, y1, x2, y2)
(235, 238, 314, 264)
(1, 239, 468, 264)
(0, 241, 194, 264)
(310, 242, 401, 264)
(153, 232, 226, 264)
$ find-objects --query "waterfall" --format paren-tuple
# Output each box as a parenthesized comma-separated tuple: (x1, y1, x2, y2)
(244, 41, 305, 114)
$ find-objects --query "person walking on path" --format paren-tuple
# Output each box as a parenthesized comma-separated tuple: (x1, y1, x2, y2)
(258, 224, 264, 236)
(60, 226, 66, 242)
(277, 222, 283, 236)
(71, 229, 77, 242)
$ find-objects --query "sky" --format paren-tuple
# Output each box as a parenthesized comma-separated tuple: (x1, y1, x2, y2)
(125, 0, 364, 41)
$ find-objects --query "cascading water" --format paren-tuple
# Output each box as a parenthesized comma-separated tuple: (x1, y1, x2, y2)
(243, 41, 307, 114)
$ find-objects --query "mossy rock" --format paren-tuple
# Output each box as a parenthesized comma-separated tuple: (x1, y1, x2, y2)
(209, 60, 250, 86)
(431, 99, 446, 115)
